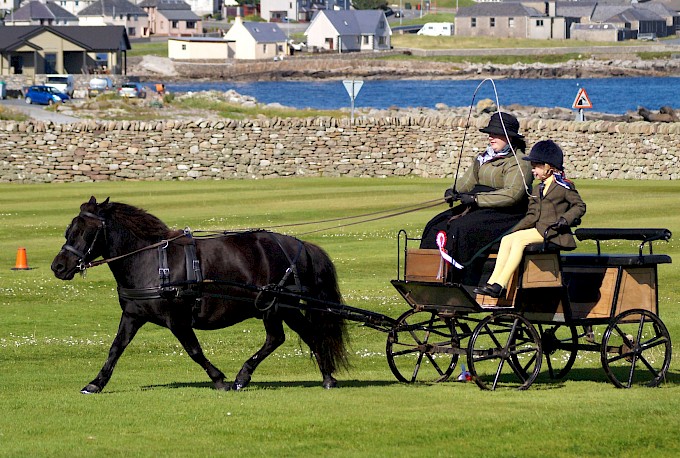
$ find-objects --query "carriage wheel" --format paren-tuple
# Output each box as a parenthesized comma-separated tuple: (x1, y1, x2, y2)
(467, 313, 542, 390)
(386, 309, 459, 383)
(539, 324, 578, 380)
(601, 309, 671, 388)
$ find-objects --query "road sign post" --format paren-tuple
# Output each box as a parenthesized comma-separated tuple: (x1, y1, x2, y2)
(572, 87, 593, 122)
(342, 80, 363, 124)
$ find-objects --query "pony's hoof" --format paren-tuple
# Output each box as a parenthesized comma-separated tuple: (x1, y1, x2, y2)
(323, 378, 338, 389)
(80, 384, 101, 394)
(214, 380, 230, 391)
(232, 374, 251, 391)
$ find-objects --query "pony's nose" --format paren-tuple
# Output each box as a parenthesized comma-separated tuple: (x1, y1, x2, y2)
(51, 258, 65, 275)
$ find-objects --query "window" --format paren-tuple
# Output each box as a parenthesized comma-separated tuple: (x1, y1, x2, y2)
(187, 21, 195, 29)
(182, 44, 187, 50)
(490, 18, 495, 27)
(379, 20, 385, 29)
(172, 21, 179, 28)
(128, 27, 136, 36)
(471, 18, 477, 28)
(363, 35, 369, 44)
(536, 19, 544, 27)
(263, 44, 267, 53)
(45, 53, 57, 74)
(378, 36, 386, 45)
(508, 17, 515, 28)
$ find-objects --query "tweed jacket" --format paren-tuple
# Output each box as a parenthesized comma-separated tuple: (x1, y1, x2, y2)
(455, 150, 532, 208)
(510, 178, 587, 249)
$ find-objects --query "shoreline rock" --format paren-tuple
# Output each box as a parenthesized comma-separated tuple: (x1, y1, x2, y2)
(129, 55, 680, 82)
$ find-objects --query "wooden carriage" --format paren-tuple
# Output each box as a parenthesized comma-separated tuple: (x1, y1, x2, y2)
(389, 228, 672, 390)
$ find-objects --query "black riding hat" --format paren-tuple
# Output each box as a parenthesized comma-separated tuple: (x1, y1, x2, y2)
(479, 112, 523, 139)
(523, 140, 564, 171)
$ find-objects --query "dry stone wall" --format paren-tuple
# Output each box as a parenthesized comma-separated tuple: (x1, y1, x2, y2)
(1, 116, 679, 183)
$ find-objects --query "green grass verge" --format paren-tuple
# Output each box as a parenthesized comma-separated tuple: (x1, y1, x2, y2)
(1, 178, 680, 457)
(127, 41, 169, 58)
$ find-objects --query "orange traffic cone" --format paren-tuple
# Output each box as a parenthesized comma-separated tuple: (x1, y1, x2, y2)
(11, 247, 30, 270)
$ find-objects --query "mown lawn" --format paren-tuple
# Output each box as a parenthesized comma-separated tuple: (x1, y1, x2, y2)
(1, 178, 680, 457)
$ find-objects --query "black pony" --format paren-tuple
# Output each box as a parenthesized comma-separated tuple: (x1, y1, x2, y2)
(51, 197, 348, 393)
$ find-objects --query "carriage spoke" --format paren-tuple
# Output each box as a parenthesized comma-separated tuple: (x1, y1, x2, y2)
(601, 309, 672, 388)
(468, 313, 541, 390)
(386, 309, 459, 383)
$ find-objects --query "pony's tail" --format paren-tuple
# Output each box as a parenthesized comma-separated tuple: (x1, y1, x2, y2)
(303, 241, 349, 374)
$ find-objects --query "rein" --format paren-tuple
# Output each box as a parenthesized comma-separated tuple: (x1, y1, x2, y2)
(85, 232, 186, 270)
(73, 198, 446, 272)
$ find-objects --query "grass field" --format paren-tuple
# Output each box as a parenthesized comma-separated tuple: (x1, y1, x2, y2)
(2, 178, 680, 457)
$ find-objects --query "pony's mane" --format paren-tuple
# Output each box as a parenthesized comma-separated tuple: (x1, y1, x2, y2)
(106, 202, 171, 239)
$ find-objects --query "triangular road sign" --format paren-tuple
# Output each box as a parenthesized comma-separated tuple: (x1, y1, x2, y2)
(343, 80, 363, 100)
(572, 87, 593, 109)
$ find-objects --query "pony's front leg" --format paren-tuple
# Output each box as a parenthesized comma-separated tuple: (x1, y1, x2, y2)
(233, 318, 285, 391)
(82, 313, 144, 394)
(169, 326, 229, 391)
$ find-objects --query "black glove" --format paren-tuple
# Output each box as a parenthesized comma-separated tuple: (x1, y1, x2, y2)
(459, 193, 476, 206)
(556, 217, 569, 229)
(444, 188, 458, 207)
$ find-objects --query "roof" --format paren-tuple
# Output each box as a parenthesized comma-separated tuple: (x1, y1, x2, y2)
(11, 1, 77, 22)
(242, 22, 287, 42)
(0, 26, 131, 52)
(455, 3, 545, 18)
(312, 10, 388, 35)
(79, 0, 148, 17)
(138, 0, 193, 10)
(160, 10, 201, 20)
(555, 2, 598, 19)
(609, 8, 665, 22)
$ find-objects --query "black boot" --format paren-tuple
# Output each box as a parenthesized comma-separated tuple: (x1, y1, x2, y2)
(473, 283, 504, 298)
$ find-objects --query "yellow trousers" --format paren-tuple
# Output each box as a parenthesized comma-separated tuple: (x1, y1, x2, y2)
(488, 228, 543, 288)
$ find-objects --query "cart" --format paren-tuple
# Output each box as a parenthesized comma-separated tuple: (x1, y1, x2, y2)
(389, 228, 673, 390)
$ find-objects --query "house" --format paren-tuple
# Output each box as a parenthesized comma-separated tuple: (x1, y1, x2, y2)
(0, 25, 131, 75)
(168, 36, 234, 59)
(138, 0, 202, 37)
(1, 0, 22, 18)
(570, 22, 628, 41)
(183, 0, 220, 17)
(305, 9, 391, 52)
(2, 1, 78, 26)
(260, 0, 337, 23)
(78, 0, 149, 39)
(223, 16, 287, 59)
(455, 4, 557, 39)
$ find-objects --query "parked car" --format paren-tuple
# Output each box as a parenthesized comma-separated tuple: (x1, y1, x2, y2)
(44, 74, 75, 97)
(88, 77, 114, 97)
(118, 82, 146, 99)
(24, 85, 70, 105)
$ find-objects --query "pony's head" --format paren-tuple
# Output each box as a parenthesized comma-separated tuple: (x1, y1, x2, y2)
(52, 196, 173, 280)
(51, 196, 110, 280)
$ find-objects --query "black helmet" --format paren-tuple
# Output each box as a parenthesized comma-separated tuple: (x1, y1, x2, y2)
(479, 112, 523, 139)
(523, 140, 564, 171)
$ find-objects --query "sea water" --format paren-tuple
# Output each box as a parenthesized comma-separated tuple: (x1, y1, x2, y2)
(162, 77, 679, 115)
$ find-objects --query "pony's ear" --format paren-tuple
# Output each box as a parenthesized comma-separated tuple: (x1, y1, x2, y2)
(88, 196, 97, 205)
(101, 197, 110, 206)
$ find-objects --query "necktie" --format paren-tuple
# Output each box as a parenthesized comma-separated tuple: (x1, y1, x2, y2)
(538, 182, 545, 199)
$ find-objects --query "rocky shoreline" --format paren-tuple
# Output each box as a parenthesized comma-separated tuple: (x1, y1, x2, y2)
(130, 54, 680, 81)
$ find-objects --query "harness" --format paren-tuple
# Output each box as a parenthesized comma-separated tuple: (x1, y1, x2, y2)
(68, 219, 308, 312)
(60, 211, 107, 272)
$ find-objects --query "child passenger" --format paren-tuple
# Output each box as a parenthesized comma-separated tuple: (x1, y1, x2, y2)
(474, 140, 586, 299)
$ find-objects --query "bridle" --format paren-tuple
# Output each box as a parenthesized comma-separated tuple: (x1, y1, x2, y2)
(60, 210, 107, 272)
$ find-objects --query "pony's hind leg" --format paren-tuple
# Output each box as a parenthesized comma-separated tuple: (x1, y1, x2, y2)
(283, 310, 338, 389)
(232, 317, 286, 390)
(169, 326, 229, 391)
